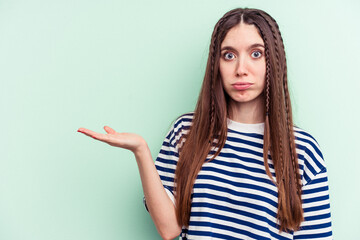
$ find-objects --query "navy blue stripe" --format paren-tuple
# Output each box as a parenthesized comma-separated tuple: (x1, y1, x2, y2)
(303, 185, 329, 195)
(163, 185, 174, 196)
(298, 135, 323, 161)
(303, 203, 331, 212)
(200, 166, 275, 187)
(294, 230, 332, 239)
(173, 116, 192, 130)
(188, 221, 272, 240)
(294, 128, 321, 147)
(158, 148, 179, 158)
(305, 174, 328, 185)
(303, 167, 327, 186)
(294, 140, 307, 152)
(196, 174, 278, 197)
(304, 150, 324, 173)
(161, 139, 172, 147)
(297, 221, 331, 230)
(192, 192, 277, 217)
(226, 135, 264, 149)
(304, 212, 331, 222)
(302, 163, 318, 184)
(194, 183, 278, 208)
(302, 194, 329, 204)
(155, 156, 177, 166)
(159, 175, 174, 184)
(169, 126, 189, 147)
(228, 128, 264, 140)
(186, 229, 248, 240)
(191, 201, 278, 229)
(191, 210, 268, 232)
(156, 165, 175, 174)
(204, 157, 275, 177)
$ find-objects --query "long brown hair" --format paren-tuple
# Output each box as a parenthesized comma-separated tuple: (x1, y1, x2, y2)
(174, 8, 303, 232)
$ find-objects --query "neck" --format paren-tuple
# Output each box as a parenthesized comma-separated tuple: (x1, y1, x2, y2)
(228, 95, 265, 124)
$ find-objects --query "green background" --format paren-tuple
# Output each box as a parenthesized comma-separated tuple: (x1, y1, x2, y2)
(1, 0, 359, 239)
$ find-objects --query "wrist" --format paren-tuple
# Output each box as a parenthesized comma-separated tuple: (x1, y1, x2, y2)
(133, 140, 150, 159)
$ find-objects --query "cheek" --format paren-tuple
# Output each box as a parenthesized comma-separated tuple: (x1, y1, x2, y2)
(219, 62, 232, 80)
(254, 61, 266, 90)
(219, 62, 225, 79)
(257, 61, 266, 81)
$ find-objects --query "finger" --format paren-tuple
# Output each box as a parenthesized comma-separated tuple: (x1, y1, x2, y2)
(77, 128, 98, 135)
(77, 128, 101, 139)
(78, 128, 112, 143)
(104, 126, 116, 134)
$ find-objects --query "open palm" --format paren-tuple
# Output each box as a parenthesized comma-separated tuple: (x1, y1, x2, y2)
(77, 126, 146, 153)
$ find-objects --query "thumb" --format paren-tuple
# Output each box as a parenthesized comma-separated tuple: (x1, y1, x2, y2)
(104, 126, 116, 134)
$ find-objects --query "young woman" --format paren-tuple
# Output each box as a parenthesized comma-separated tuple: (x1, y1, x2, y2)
(78, 8, 332, 240)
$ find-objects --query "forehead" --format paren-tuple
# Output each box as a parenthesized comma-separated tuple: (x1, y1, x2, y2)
(221, 23, 264, 47)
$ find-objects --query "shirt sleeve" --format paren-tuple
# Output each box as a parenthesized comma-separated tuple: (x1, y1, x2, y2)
(293, 136, 333, 239)
(143, 114, 190, 211)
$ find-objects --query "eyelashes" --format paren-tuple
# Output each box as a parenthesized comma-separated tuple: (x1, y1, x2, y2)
(251, 50, 262, 58)
(222, 50, 263, 60)
(224, 52, 236, 60)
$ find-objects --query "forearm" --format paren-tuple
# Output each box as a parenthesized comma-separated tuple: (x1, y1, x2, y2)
(134, 143, 181, 239)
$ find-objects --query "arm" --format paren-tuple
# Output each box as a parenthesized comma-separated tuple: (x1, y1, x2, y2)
(134, 142, 181, 240)
(293, 167, 332, 239)
(77, 126, 181, 240)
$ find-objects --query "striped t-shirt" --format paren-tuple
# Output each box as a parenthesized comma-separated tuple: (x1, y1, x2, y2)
(149, 112, 332, 239)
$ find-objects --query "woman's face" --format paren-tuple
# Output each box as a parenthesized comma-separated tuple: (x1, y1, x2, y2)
(219, 23, 266, 108)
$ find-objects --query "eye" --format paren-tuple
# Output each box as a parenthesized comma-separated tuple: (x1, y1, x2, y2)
(251, 50, 262, 59)
(223, 52, 236, 60)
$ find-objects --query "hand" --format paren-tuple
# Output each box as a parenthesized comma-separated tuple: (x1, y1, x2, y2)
(77, 126, 147, 154)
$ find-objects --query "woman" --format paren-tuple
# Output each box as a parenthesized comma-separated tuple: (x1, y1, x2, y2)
(78, 8, 332, 240)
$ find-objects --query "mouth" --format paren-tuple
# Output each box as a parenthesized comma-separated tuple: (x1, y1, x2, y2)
(232, 82, 253, 90)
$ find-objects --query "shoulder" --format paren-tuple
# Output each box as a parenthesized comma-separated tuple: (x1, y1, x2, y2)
(165, 112, 194, 148)
(293, 125, 327, 186)
(173, 112, 194, 131)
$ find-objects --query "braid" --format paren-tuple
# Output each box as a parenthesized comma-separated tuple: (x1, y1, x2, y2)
(283, 56, 302, 195)
(273, 20, 302, 196)
(265, 62, 270, 116)
(256, 13, 285, 182)
(266, 22, 287, 224)
(209, 28, 217, 146)
(262, 35, 276, 185)
(208, 10, 241, 141)
(208, 15, 229, 148)
(274, 46, 285, 184)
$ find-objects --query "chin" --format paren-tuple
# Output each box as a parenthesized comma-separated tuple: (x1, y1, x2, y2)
(231, 94, 262, 104)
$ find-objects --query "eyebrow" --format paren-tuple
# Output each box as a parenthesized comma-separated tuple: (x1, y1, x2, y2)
(221, 43, 265, 52)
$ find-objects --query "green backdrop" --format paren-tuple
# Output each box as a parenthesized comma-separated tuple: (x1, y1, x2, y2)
(1, 0, 359, 239)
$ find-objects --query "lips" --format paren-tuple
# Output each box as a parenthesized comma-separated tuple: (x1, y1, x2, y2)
(232, 82, 253, 90)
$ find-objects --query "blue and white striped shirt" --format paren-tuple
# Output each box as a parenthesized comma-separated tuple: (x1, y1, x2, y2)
(150, 112, 332, 239)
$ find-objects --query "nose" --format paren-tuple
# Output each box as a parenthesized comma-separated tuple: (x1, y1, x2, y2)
(235, 55, 248, 77)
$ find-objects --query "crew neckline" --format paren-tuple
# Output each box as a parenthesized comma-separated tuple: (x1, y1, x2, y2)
(227, 118, 264, 133)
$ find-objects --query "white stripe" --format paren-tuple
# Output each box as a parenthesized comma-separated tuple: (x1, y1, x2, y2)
(190, 204, 286, 237)
(192, 185, 278, 213)
(214, 150, 276, 175)
(294, 226, 332, 236)
(188, 216, 277, 240)
(165, 187, 175, 205)
(199, 167, 277, 192)
(194, 178, 278, 203)
(299, 216, 332, 227)
(302, 208, 331, 218)
(302, 188, 329, 200)
(302, 199, 330, 209)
